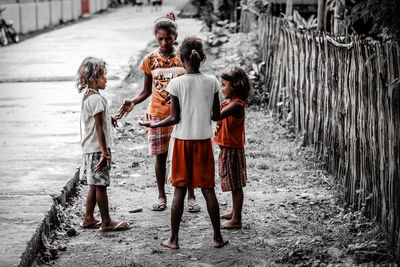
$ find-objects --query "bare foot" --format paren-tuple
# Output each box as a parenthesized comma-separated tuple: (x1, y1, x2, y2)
(100, 220, 129, 231)
(221, 220, 242, 229)
(81, 218, 101, 228)
(220, 212, 232, 220)
(214, 239, 229, 248)
(161, 240, 179, 249)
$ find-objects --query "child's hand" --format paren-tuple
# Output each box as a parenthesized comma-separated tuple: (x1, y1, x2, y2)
(213, 124, 220, 135)
(118, 100, 135, 118)
(138, 120, 152, 128)
(111, 116, 118, 128)
(95, 157, 109, 173)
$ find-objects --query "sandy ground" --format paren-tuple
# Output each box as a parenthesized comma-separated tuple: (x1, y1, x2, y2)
(39, 36, 395, 267)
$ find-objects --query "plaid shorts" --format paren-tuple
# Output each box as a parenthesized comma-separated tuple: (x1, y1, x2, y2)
(79, 148, 111, 187)
(218, 147, 247, 192)
(147, 115, 173, 155)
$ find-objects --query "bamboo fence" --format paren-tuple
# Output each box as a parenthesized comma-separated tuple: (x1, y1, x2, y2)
(258, 15, 400, 254)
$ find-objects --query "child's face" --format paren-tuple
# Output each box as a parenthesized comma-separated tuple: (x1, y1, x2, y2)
(221, 78, 233, 99)
(155, 29, 177, 53)
(95, 71, 107, 90)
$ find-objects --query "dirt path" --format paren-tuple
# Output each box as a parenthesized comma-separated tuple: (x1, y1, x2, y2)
(41, 41, 393, 267)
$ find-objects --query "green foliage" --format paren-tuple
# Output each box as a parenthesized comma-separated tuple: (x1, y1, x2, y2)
(348, 0, 400, 41)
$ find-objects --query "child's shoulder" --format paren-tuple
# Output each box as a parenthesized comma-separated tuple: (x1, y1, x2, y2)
(84, 93, 105, 105)
(143, 49, 160, 61)
(201, 73, 219, 83)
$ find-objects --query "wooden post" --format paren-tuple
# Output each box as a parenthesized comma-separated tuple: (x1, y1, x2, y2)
(334, 0, 346, 36)
(317, 0, 326, 31)
(286, 0, 293, 17)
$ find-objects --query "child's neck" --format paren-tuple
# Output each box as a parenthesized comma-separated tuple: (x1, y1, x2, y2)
(88, 85, 100, 91)
(229, 95, 238, 101)
(87, 86, 100, 95)
(185, 67, 200, 74)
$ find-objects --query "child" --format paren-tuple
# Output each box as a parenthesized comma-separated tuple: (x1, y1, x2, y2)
(138, 37, 228, 249)
(77, 57, 129, 232)
(117, 13, 201, 212)
(213, 67, 251, 229)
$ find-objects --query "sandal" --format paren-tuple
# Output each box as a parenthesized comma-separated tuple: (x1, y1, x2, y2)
(99, 221, 129, 232)
(187, 201, 201, 212)
(152, 201, 167, 211)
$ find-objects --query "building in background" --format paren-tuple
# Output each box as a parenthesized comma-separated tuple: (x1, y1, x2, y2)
(0, 0, 108, 34)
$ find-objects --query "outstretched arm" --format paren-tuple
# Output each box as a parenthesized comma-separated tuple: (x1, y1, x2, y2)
(117, 73, 152, 118)
(138, 95, 181, 128)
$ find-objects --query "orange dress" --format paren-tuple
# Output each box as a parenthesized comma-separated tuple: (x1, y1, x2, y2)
(213, 98, 247, 192)
(213, 98, 245, 148)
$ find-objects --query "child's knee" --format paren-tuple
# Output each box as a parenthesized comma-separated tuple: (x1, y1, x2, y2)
(201, 188, 215, 197)
(95, 185, 107, 192)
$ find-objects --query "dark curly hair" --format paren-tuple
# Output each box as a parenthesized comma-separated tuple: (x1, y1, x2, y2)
(76, 57, 107, 92)
(221, 66, 251, 102)
(178, 36, 206, 72)
(154, 12, 177, 35)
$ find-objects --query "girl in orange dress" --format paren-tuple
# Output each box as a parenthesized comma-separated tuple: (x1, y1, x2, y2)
(213, 67, 251, 229)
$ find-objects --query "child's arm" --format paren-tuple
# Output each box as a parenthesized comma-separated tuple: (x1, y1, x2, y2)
(211, 92, 221, 121)
(138, 95, 180, 128)
(212, 96, 244, 121)
(117, 73, 152, 118)
(220, 101, 244, 119)
(111, 116, 118, 128)
(94, 112, 110, 173)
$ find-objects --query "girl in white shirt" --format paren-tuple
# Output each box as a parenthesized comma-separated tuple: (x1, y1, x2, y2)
(139, 37, 228, 249)
(78, 57, 128, 232)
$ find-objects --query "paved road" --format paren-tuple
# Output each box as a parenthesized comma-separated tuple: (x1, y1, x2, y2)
(0, 1, 200, 265)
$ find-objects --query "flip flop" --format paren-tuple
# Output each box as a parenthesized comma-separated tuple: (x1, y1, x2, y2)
(152, 201, 167, 211)
(80, 221, 101, 229)
(99, 221, 130, 232)
(187, 202, 201, 212)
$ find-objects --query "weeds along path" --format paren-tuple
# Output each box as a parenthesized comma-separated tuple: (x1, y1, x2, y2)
(48, 43, 392, 267)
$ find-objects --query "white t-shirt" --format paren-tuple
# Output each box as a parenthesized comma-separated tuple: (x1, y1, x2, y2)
(80, 93, 112, 153)
(167, 73, 219, 140)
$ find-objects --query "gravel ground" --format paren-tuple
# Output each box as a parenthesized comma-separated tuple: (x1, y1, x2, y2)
(38, 36, 395, 267)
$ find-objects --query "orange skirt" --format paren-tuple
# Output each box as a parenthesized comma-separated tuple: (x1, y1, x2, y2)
(171, 139, 215, 188)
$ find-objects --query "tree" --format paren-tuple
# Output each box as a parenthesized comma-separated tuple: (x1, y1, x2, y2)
(348, 0, 400, 41)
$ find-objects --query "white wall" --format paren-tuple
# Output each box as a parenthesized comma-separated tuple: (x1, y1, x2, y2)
(102, 0, 108, 10)
(20, 2, 36, 34)
(61, 0, 73, 22)
(89, 0, 96, 13)
(0, 3, 20, 33)
(50, 0, 62, 25)
(0, 0, 106, 37)
(71, 0, 81, 19)
(96, 0, 102, 11)
(37, 1, 50, 30)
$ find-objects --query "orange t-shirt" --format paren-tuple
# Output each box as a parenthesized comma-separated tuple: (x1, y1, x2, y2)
(139, 49, 185, 118)
(213, 98, 245, 148)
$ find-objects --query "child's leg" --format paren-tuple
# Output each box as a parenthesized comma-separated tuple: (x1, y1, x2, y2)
(187, 187, 201, 212)
(220, 211, 233, 220)
(201, 188, 229, 248)
(96, 186, 128, 230)
(82, 185, 99, 227)
(161, 186, 187, 249)
(154, 152, 167, 206)
(187, 187, 195, 201)
(221, 189, 243, 229)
